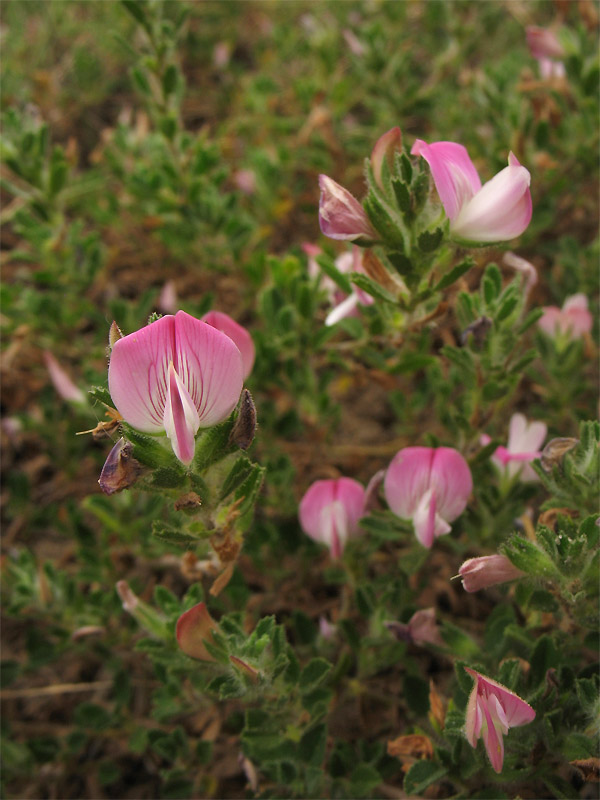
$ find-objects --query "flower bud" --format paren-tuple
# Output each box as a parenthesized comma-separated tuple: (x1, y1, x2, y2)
(318, 175, 378, 243)
(108, 320, 124, 350)
(176, 602, 219, 661)
(370, 127, 402, 191)
(98, 437, 143, 495)
(459, 554, 525, 592)
(229, 389, 257, 450)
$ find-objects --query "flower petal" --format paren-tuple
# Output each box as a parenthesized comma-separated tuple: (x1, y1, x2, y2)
(430, 447, 473, 522)
(412, 487, 451, 548)
(508, 413, 547, 455)
(384, 446, 435, 519)
(411, 140, 481, 220)
(176, 602, 218, 661)
(481, 697, 505, 773)
(452, 158, 532, 242)
(163, 362, 201, 465)
(202, 310, 255, 380)
(371, 126, 402, 190)
(173, 311, 243, 428)
(477, 673, 536, 728)
(108, 314, 176, 432)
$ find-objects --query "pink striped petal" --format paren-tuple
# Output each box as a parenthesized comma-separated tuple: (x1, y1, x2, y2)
(411, 140, 481, 220)
(202, 310, 255, 380)
(452, 155, 532, 242)
(172, 311, 243, 428)
(108, 314, 176, 432)
(163, 362, 200, 465)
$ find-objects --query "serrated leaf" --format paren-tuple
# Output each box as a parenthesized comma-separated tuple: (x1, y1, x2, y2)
(219, 455, 253, 501)
(89, 386, 114, 406)
(434, 258, 474, 291)
(418, 227, 444, 253)
(391, 179, 411, 213)
(315, 254, 353, 295)
(350, 272, 397, 304)
(152, 522, 201, 546)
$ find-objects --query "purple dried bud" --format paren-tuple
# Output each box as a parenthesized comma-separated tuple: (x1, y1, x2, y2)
(230, 388, 257, 450)
(98, 437, 143, 495)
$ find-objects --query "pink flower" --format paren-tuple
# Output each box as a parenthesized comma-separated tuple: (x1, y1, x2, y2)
(108, 311, 243, 465)
(176, 602, 219, 661)
(459, 554, 525, 592)
(233, 169, 257, 196)
(202, 310, 255, 379)
(490, 413, 547, 482)
(464, 667, 535, 773)
(44, 351, 86, 404)
(324, 247, 375, 326)
(385, 607, 444, 648)
(411, 140, 532, 243)
(318, 175, 378, 242)
(299, 477, 366, 558)
(538, 294, 593, 341)
(157, 280, 178, 313)
(384, 447, 472, 548)
(370, 127, 402, 190)
(526, 26, 566, 79)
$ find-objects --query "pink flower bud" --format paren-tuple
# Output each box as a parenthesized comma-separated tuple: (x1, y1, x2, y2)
(386, 608, 443, 648)
(233, 169, 257, 195)
(157, 280, 178, 314)
(411, 140, 532, 243)
(526, 25, 565, 78)
(108, 311, 243, 465)
(459, 554, 525, 592)
(202, 310, 255, 379)
(299, 477, 366, 559)
(318, 175, 378, 243)
(538, 294, 593, 341)
(176, 602, 219, 661)
(370, 127, 402, 190)
(44, 351, 86, 404)
(116, 580, 139, 613)
(384, 447, 472, 548)
(464, 667, 535, 773)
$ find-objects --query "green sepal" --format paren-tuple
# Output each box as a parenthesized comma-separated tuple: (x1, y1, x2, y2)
(192, 415, 236, 473)
(121, 424, 179, 469)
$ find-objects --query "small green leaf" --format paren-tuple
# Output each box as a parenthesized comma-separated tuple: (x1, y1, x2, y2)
(403, 760, 447, 796)
(417, 227, 444, 253)
(162, 64, 178, 97)
(299, 723, 327, 766)
(349, 763, 381, 797)
(315, 254, 353, 295)
(434, 257, 474, 291)
(350, 272, 397, 304)
(300, 658, 332, 691)
(391, 179, 411, 213)
(530, 635, 559, 686)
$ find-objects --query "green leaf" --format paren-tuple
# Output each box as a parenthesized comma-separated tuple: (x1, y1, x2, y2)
(299, 723, 327, 766)
(530, 635, 559, 686)
(89, 385, 113, 407)
(121, 0, 151, 33)
(152, 522, 204, 546)
(74, 702, 113, 731)
(434, 258, 474, 291)
(233, 463, 265, 516)
(193, 416, 236, 472)
(219, 455, 253, 501)
(403, 761, 447, 796)
(391, 179, 411, 213)
(417, 227, 444, 253)
(350, 272, 397, 304)
(162, 64, 178, 97)
(500, 534, 558, 578)
(496, 293, 519, 322)
(363, 192, 405, 248)
(575, 677, 598, 711)
(315, 254, 352, 295)
(403, 674, 430, 715)
(300, 658, 332, 691)
(349, 763, 381, 797)
(528, 590, 559, 613)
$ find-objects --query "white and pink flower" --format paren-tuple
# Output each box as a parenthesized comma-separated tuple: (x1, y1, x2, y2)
(464, 667, 535, 773)
(526, 26, 566, 80)
(299, 477, 366, 559)
(484, 413, 547, 482)
(384, 447, 472, 548)
(411, 140, 532, 243)
(538, 294, 593, 341)
(108, 311, 243, 465)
